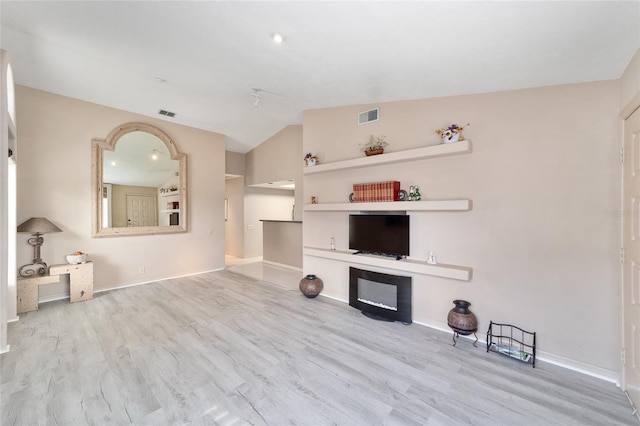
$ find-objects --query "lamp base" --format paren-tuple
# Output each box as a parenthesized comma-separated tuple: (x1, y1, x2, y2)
(19, 261, 48, 277)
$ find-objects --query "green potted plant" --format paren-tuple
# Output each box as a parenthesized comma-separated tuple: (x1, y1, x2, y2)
(362, 134, 388, 156)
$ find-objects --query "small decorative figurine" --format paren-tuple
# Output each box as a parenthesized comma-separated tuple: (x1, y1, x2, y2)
(427, 251, 438, 265)
(311, 196, 317, 204)
(408, 185, 421, 201)
(304, 152, 318, 166)
(435, 123, 470, 144)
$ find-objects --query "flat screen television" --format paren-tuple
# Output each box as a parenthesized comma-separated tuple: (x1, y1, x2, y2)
(349, 214, 409, 259)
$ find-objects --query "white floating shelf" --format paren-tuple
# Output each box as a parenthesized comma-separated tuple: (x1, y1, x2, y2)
(160, 191, 180, 197)
(304, 140, 471, 175)
(303, 247, 472, 281)
(303, 199, 472, 212)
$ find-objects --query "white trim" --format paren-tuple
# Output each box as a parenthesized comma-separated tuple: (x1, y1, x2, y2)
(303, 199, 472, 212)
(318, 294, 619, 384)
(304, 248, 472, 281)
(415, 319, 618, 384)
(94, 268, 225, 294)
(35, 267, 225, 302)
(28, 268, 620, 384)
(304, 140, 471, 175)
(262, 260, 302, 272)
(0, 344, 10, 354)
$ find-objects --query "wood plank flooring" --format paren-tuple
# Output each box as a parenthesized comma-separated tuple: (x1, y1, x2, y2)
(1, 270, 636, 425)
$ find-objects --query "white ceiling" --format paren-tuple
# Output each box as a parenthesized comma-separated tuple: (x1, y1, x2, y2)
(1, 1, 638, 153)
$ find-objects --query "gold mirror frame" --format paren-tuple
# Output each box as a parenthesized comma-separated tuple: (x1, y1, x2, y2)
(92, 122, 188, 237)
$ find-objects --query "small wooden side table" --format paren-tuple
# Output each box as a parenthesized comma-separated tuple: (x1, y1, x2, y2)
(17, 261, 94, 314)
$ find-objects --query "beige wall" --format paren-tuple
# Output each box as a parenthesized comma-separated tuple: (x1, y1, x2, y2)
(303, 80, 621, 377)
(246, 125, 303, 221)
(225, 151, 246, 176)
(620, 48, 640, 111)
(263, 221, 302, 268)
(16, 86, 226, 298)
(110, 184, 158, 227)
(243, 187, 295, 258)
(225, 176, 245, 257)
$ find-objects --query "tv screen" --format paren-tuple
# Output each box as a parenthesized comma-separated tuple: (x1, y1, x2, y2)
(349, 214, 409, 258)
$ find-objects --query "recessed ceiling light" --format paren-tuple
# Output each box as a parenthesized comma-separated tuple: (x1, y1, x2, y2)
(271, 33, 285, 43)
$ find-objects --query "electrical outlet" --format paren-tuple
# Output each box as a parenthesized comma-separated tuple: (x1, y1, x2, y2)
(138, 266, 145, 274)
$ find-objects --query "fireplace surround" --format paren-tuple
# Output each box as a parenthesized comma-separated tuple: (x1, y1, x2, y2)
(349, 267, 412, 324)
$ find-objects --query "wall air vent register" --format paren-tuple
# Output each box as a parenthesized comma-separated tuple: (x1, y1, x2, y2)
(358, 107, 379, 125)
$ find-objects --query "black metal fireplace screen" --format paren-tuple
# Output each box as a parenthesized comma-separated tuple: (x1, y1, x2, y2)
(349, 267, 412, 324)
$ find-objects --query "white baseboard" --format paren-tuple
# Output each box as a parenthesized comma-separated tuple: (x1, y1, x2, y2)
(262, 260, 302, 272)
(33, 270, 621, 385)
(94, 268, 225, 294)
(37, 267, 225, 302)
(412, 318, 619, 384)
(320, 294, 620, 385)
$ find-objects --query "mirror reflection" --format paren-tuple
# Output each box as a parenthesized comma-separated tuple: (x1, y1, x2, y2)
(92, 123, 187, 237)
(102, 132, 179, 228)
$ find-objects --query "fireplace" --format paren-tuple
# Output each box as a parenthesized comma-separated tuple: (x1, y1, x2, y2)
(349, 267, 412, 324)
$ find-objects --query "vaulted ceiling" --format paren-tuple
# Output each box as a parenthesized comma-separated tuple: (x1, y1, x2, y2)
(1, 1, 639, 153)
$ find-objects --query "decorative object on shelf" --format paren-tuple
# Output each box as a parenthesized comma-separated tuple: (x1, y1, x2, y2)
(304, 152, 318, 166)
(447, 299, 478, 346)
(330, 237, 336, 250)
(427, 251, 438, 265)
(17, 217, 63, 277)
(362, 134, 388, 156)
(311, 196, 317, 204)
(408, 185, 421, 201)
(397, 189, 408, 201)
(66, 251, 88, 265)
(168, 185, 178, 192)
(348, 193, 355, 202)
(435, 123, 470, 144)
(352, 181, 400, 202)
(487, 321, 536, 367)
(299, 274, 324, 298)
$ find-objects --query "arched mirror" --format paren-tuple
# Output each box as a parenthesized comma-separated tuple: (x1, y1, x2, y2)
(92, 122, 187, 237)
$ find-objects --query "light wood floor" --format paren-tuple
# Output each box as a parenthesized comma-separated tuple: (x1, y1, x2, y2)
(1, 270, 636, 425)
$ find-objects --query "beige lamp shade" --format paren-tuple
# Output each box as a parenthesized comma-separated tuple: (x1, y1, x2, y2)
(17, 217, 63, 234)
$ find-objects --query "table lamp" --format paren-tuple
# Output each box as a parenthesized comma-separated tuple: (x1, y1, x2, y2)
(17, 217, 62, 277)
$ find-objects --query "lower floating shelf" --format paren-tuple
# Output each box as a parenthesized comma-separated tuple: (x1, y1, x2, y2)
(303, 247, 472, 281)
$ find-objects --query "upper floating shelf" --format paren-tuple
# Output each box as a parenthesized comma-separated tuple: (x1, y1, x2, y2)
(303, 140, 471, 175)
(303, 200, 472, 212)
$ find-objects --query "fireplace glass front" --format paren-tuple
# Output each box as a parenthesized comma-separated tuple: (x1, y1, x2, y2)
(349, 267, 412, 324)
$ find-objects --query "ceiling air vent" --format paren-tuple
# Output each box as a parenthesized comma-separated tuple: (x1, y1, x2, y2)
(158, 109, 176, 118)
(358, 107, 379, 125)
